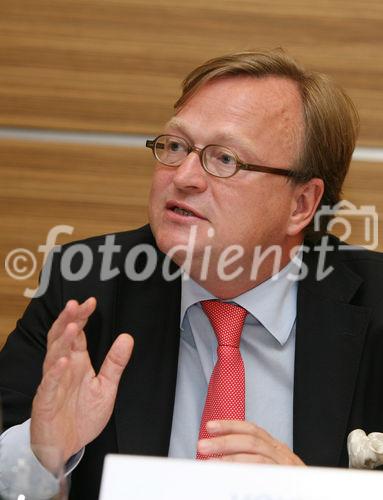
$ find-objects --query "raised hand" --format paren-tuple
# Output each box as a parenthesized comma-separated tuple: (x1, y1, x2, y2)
(30, 298, 134, 472)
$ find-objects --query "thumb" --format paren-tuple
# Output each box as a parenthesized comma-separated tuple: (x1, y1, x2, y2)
(98, 333, 134, 386)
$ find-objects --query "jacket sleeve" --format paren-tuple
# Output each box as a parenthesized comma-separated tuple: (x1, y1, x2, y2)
(0, 249, 64, 431)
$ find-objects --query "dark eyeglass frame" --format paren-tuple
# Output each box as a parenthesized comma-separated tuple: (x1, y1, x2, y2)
(146, 134, 300, 179)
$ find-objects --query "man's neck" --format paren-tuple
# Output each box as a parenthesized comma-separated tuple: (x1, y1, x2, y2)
(184, 240, 303, 300)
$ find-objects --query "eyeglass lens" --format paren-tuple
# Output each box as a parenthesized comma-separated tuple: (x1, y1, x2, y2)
(154, 135, 238, 177)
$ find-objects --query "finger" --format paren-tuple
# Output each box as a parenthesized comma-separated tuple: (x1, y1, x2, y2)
(48, 298, 96, 346)
(44, 322, 80, 372)
(199, 433, 304, 465)
(206, 421, 304, 464)
(98, 334, 134, 387)
(207, 420, 276, 445)
(220, 453, 275, 464)
(34, 357, 69, 410)
(46, 297, 96, 366)
(47, 300, 77, 347)
(198, 433, 270, 457)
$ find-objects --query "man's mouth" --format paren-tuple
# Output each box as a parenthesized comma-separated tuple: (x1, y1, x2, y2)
(166, 201, 207, 220)
(172, 207, 196, 217)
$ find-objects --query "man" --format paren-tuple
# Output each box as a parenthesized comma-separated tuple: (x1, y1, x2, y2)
(1, 50, 382, 499)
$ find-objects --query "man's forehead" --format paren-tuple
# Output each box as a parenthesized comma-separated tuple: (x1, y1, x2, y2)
(164, 115, 262, 160)
(172, 76, 302, 125)
(165, 116, 241, 142)
(165, 76, 304, 160)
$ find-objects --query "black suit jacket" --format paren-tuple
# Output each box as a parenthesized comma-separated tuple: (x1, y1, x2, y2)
(1, 225, 383, 499)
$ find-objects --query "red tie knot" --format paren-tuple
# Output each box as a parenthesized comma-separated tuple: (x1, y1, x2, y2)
(201, 300, 247, 348)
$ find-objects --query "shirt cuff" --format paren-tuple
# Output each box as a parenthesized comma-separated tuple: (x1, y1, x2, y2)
(0, 419, 84, 498)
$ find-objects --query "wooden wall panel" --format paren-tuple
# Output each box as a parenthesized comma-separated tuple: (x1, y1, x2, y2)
(0, 0, 382, 145)
(1, 139, 382, 348)
(0, 141, 153, 347)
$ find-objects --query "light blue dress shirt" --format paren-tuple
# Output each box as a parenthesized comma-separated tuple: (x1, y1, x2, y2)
(168, 256, 300, 458)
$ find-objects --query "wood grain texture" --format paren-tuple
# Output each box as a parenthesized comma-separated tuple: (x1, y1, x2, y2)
(0, 141, 153, 348)
(1, 139, 382, 347)
(0, 0, 382, 145)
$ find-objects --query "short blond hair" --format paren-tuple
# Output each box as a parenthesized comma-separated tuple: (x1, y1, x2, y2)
(175, 50, 360, 240)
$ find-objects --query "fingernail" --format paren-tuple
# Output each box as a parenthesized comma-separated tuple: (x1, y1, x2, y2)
(206, 421, 220, 433)
(198, 439, 213, 453)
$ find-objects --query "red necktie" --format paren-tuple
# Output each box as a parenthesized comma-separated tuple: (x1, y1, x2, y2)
(196, 300, 247, 459)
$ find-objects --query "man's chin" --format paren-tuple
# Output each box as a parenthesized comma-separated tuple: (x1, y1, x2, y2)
(155, 233, 193, 256)
(153, 228, 203, 264)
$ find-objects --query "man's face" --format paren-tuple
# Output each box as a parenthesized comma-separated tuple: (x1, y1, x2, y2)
(148, 75, 306, 282)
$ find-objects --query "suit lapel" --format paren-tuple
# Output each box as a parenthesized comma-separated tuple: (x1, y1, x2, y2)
(111, 242, 181, 456)
(293, 242, 371, 465)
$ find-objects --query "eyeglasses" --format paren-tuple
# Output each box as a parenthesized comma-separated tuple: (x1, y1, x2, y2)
(146, 134, 298, 179)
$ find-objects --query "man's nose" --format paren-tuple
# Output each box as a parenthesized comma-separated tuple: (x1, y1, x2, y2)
(172, 151, 208, 192)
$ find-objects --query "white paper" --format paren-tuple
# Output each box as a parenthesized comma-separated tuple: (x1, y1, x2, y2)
(99, 454, 383, 500)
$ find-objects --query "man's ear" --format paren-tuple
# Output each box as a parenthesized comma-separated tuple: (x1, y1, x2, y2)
(287, 178, 324, 236)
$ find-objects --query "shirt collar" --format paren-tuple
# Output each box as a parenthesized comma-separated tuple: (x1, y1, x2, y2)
(180, 250, 302, 346)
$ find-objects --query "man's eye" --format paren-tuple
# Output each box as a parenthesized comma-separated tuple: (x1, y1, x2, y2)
(218, 153, 236, 165)
(168, 141, 183, 152)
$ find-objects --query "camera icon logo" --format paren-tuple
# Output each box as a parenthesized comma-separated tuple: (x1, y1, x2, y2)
(314, 200, 379, 250)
